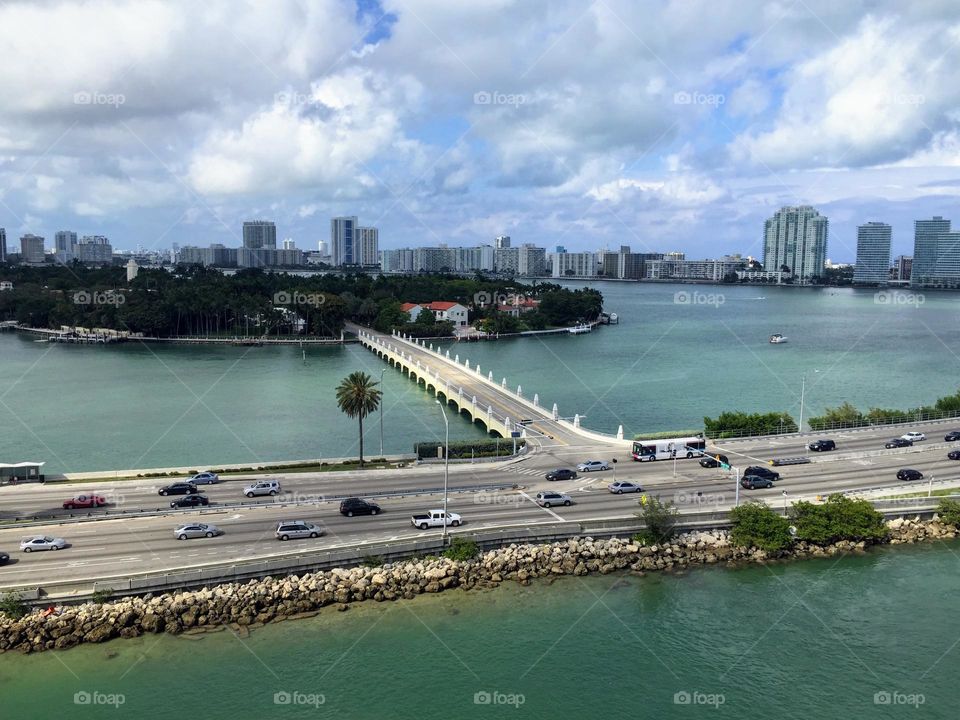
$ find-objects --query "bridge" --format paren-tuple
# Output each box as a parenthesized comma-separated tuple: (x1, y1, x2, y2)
(351, 324, 629, 449)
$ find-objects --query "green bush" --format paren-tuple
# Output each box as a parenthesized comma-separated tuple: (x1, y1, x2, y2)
(704, 411, 797, 438)
(360, 554, 385, 568)
(414, 439, 524, 460)
(0, 592, 28, 620)
(634, 497, 678, 545)
(442, 537, 479, 562)
(937, 498, 960, 527)
(91, 589, 113, 605)
(729, 502, 793, 552)
(791, 494, 887, 544)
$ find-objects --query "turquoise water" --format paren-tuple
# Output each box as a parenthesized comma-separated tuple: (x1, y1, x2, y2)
(1, 542, 956, 718)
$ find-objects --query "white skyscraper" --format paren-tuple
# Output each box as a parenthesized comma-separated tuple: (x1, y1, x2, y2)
(763, 206, 829, 282)
(853, 222, 892, 285)
(357, 226, 379, 266)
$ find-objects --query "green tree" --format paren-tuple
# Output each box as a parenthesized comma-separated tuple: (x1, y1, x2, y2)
(937, 498, 960, 527)
(634, 497, 678, 545)
(729, 502, 793, 551)
(335, 371, 382, 467)
(791, 494, 887, 544)
(807, 402, 865, 431)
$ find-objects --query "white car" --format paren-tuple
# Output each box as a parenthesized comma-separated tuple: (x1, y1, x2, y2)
(275, 521, 323, 541)
(20, 535, 67, 552)
(535, 491, 572, 508)
(243, 480, 280, 497)
(577, 460, 610, 472)
(174, 523, 221, 540)
(901, 431, 926, 442)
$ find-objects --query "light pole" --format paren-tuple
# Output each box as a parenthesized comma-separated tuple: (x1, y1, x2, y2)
(436, 400, 450, 543)
(799, 374, 805, 432)
(379, 368, 386, 458)
(782, 490, 788, 516)
(734, 466, 740, 507)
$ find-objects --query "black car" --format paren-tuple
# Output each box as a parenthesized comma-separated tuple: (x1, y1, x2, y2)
(699, 454, 729, 468)
(339, 497, 381, 517)
(170, 494, 210, 508)
(808, 439, 836, 452)
(885, 438, 913, 449)
(896, 468, 923, 481)
(741, 476, 774, 489)
(158, 482, 199, 496)
(0, 551, 9, 566)
(949, 450, 960, 460)
(743, 466, 780, 481)
(545, 468, 578, 481)
(945, 431, 960, 442)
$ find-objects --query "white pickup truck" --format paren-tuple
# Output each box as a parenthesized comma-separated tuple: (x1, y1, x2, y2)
(411, 509, 462, 530)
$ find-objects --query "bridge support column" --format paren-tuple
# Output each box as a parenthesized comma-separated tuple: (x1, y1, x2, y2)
(533, 393, 539, 407)
(617, 425, 624, 440)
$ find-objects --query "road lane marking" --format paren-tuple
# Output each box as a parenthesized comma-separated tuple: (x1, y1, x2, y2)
(519, 491, 565, 521)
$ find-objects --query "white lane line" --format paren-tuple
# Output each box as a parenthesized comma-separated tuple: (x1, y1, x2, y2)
(518, 491, 565, 522)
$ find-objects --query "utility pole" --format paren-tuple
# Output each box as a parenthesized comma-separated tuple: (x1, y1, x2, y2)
(799, 374, 806, 432)
(379, 368, 386, 458)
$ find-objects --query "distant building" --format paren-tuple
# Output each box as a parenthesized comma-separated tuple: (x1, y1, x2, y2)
(893, 255, 912, 282)
(853, 222, 892, 285)
(20, 234, 45, 263)
(282, 238, 296, 250)
(126, 258, 139, 282)
(763, 206, 829, 281)
(494, 246, 519, 274)
(330, 216, 358, 266)
(645, 256, 745, 281)
(551, 251, 597, 278)
(74, 235, 113, 264)
(243, 220, 277, 249)
(400, 301, 469, 327)
(55, 230, 77, 262)
(517, 244, 546, 276)
(0, 228, 6, 263)
(495, 235, 511, 249)
(356, 226, 379, 266)
(911, 216, 960, 287)
(381, 248, 415, 273)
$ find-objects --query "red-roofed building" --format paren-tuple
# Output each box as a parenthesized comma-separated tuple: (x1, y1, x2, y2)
(400, 301, 469, 327)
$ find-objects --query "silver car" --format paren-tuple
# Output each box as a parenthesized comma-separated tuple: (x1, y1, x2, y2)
(189, 471, 220, 485)
(535, 491, 572, 508)
(243, 480, 280, 497)
(174, 523, 221, 540)
(275, 521, 323, 541)
(577, 460, 610, 472)
(20, 535, 67, 552)
(608, 481, 642, 494)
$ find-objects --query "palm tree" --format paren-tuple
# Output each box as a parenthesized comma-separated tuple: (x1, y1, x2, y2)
(335, 371, 382, 467)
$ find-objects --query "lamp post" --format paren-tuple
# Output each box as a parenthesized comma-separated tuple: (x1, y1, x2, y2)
(379, 368, 386, 458)
(799, 374, 806, 432)
(782, 490, 788, 516)
(436, 400, 450, 543)
(734, 466, 740, 507)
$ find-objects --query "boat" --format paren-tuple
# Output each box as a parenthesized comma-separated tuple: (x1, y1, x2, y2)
(568, 324, 592, 335)
(769, 333, 788, 344)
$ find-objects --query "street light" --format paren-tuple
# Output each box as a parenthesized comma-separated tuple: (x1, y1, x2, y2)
(799, 374, 806, 432)
(379, 368, 386, 458)
(734, 466, 740, 507)
(782, 490, 788, 516)
(436, 400, 450, 543)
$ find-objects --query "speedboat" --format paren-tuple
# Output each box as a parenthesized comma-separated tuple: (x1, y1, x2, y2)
(769, 333, 788, 344)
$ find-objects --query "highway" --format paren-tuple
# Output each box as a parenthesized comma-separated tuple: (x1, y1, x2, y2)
(1, 418, 959, 589)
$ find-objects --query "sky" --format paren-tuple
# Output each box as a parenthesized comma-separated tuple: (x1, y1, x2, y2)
(1, 0, 959, 263)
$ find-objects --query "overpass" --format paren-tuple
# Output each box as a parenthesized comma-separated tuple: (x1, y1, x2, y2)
(351, 324, 629, 449)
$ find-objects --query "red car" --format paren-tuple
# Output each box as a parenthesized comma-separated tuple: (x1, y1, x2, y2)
(63, 494, 107, 509)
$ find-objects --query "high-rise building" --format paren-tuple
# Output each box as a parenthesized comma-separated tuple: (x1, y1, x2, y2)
(380, 248, 415, 273)
(282, 239, 296, 250)
(242, 220, 277, 249)
(517, 244, 546, 276)
(331, 216, 358, 266)
(762, 206, 829, 281)
(20, 234, 45, 263)
(494, 246, 519, 274)
(551, 252, 597, 278)
(853, 222, 892, 285)
(55, 230, 77, 254)
(911, 216, 957, 287)
(74, 236, 113, 263)
(893, 255, 913, 282)
(0, 228, 6, 263)
(356, 226, 379, 266)
(495, 235, 511, 249)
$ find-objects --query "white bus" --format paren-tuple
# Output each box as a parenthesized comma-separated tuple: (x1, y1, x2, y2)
(631, 435, 706, 462)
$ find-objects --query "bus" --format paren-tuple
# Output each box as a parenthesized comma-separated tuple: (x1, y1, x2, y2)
(631, 435, 706, 462)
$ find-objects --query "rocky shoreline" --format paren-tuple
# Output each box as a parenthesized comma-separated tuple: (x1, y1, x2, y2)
(0, 515, 953, 654)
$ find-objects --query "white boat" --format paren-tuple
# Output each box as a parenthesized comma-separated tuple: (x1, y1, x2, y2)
(568, 324, 592, 335)
(769, 333, 788, 344)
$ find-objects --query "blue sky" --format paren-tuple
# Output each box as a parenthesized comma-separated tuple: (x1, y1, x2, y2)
(1, 0, 959, 262)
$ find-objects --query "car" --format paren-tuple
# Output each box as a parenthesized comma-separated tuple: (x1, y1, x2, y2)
(158, 482, 199, 496)
(740, 476, 774, 489)
(885, 438, 913, 449)
(808, 439, 836, 452)
(339, 497, 381, 517)
(170, 494, 210, 509)
(901, 431, 926, 442)
(62, 494, 107, 509)
(545, 468, 578, 481)
(20, 535, 67, 552)
(411, 510, 462, 529)
(896, 468, 923, 482)
(743, 466, 780, 481)
(535, 491, 572, 508)
(946, 431, 960, 442)
(699, 453, 729, 468)
(243, 480, 280, 497)
(577, 460, 610, 472)
(174, 523, 221, 540)
(188, 471, 220, 485)
(275, 521, 323, 541)
(0, 551, 9, 565)
(949, 450, 960, 460)
(608, 481, 642, 494)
